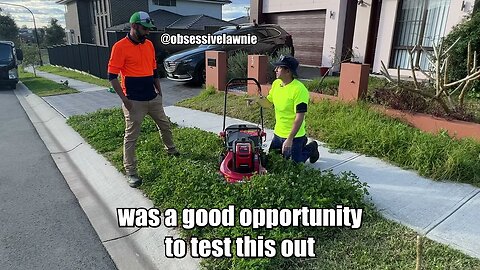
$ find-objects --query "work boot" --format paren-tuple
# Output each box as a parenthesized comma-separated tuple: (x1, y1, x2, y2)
(126, 174, 142, 188)
(167, 150, 180, 157)
(308, 141, 319, 163)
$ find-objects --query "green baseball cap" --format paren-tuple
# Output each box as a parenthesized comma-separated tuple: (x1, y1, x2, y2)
(130, 11, 156, 30)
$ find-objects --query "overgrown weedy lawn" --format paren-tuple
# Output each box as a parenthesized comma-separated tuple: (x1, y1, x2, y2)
(68, 108, 480, 270)
(178, 89, 480, 186)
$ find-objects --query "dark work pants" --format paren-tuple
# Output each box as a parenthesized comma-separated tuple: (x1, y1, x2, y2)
(269, 134, 313, 163)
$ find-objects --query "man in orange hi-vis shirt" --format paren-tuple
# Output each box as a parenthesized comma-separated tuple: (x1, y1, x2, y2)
(108, 11, 179, 188)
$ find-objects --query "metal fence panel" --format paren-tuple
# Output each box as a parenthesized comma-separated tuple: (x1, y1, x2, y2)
(47, 43, 110, 79)
(87, 44, 100, 78)
(79, 44, 90, 73)
(72, 44, 81, 71)
(97, 46, 109, 79)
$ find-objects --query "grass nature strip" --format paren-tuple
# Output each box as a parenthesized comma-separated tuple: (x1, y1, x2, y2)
(178, 89, 480, 186)
(37, 65, 111, 88)
(19, 68, 78, 96)
(67, 108, 480, 270)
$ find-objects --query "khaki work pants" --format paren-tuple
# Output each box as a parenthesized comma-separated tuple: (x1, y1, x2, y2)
(122, 95, 176, 176)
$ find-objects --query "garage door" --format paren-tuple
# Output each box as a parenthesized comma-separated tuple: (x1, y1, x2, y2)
(266, 10, 326, 66)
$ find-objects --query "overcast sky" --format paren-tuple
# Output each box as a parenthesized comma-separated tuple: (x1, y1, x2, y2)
(0, 0, 250, 29)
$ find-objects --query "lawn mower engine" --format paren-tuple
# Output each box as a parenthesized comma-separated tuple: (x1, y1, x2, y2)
(219, 125, 267, 183)
(233, 138, 255, 173)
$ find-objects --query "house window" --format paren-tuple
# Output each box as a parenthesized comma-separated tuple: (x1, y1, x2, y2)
(153, 0, 176, 6)
(390, 0, 450, 70)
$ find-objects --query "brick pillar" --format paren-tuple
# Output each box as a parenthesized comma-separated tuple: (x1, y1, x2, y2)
(247, 55, 268, 95)
(205, 51, 227, 91)
(338, 63, 370, 101)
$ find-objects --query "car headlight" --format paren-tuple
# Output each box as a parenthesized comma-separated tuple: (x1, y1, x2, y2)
(8, 69, 17, 79)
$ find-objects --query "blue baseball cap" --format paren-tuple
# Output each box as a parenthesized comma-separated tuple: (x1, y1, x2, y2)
(272, 55, 299, 77)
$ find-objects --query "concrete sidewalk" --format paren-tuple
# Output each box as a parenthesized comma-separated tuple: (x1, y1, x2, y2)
(17, 69, 480, 268)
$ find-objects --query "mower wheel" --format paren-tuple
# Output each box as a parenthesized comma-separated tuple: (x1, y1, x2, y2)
(218, 153, 225, 166)
(260, 152, 268, 167)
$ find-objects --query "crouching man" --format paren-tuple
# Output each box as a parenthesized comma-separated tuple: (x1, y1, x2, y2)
(256, 55, 319, 163)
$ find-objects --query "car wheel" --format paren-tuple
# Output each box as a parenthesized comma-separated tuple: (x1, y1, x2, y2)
(193, 64, 205, 86)
(10, 83, 16, 90)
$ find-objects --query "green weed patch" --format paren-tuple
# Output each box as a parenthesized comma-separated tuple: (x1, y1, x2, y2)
(178, 90, 480, 186)
(68, 108, 480, 269)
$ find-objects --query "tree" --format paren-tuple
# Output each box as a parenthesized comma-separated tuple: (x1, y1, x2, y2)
(0, 13, 19, 44)
(44, 18, 65, 46)
(20, 41, 40, 67)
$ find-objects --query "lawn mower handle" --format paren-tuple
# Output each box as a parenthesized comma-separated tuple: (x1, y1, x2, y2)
(223, 78, 264, 134)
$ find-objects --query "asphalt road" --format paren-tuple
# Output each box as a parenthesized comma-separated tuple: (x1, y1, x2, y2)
(0, 88, 117, 270)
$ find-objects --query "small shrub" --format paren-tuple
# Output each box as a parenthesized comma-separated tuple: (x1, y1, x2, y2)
(227, 50, 249, 81)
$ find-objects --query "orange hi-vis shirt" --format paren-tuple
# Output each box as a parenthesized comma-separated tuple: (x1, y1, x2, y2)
(108, 35, 158, 101)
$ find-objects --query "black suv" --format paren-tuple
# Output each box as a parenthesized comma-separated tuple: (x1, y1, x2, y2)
(163, 24, 293, 85)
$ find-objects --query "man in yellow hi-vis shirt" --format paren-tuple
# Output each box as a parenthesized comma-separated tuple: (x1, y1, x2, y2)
(257, 55, 319, 163)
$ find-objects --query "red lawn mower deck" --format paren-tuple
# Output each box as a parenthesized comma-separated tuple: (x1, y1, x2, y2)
(219, 78, 267, 183)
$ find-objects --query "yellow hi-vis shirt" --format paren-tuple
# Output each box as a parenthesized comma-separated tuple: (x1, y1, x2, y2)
(266, 79, 309, 138)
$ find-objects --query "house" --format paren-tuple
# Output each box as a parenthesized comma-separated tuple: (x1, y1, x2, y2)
(148, 0, 231, 19)
(251, 0, 474, 74)
(105, 9, 236, 54)
(57, 0, 231, 46)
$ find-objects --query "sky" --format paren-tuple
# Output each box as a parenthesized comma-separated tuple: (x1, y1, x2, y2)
(0, 0, 250, 29)
(223, 0, 250, 21)
(0, 0, 65, 28)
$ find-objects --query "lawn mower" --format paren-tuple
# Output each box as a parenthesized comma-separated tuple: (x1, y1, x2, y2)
(219, 78, 267, 183)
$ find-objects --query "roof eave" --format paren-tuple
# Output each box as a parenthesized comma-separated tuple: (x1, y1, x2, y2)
(56, 0, 75, 4)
